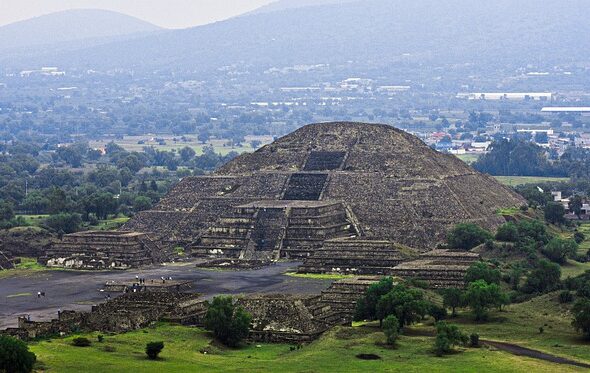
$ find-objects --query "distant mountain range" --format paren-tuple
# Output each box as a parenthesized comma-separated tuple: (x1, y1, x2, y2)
(0, 9, 161, 53)
(2, 0, 589, 72)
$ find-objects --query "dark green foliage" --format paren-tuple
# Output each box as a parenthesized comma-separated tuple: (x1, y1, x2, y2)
(145, 341, 164, 360)
(469, 333, 480, 347)
(577, 282, 590, 298)
(0, 335, 36, 373)
(442, 288, 464, 317)
(464, 280, 508, 321)
(515, 219, 551, 244)
(572, 298, 590, 339)
(382, 315, 399, 345)
(429, 304, 447, 322)
(495, 222, 519, 242)
(97, 335, 104, 343)
(523, 259, 562, 294)
(354, 277, 394, 321)
(447, 223, 492, 251)
(375, 284, 429, 327)
(558, 291, 574, 304)
(542, 238, 578, 264)
(204, 296, 252, 347)
(43, 213, 82, 234)
(574, 231, 586, 244)
(434, 321, 468, 356)
(544, 202, 566, 225)
(465, 262, 501, 285)
(71, 337, 91, 347)
(473, 139, 566, 177)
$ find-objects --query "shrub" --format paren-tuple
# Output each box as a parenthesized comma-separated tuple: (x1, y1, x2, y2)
(0, 335, 36, 373)
(464, 280, 508, 321)
(434, 321, 468, 356)
(542, 238, 578, 264)
(382, 315, 400, 345)
(574, 231, 586, 244)
(495, 222, 519, 242)
(429, 304, 447, 322)
(375, 284, 429, 327)
(204, 296, 252, 347)
(469, 333, 480, 347)
(146, 341, 164, 360)
(447, 223, 492, 251)
(572, 298, 590, 339)
(71, 337, 91, 347)
(97, 335, 104, 343)
(558, 290, 574, 304)
(465, 262, 501, 285)
(522, 259, 561, 294)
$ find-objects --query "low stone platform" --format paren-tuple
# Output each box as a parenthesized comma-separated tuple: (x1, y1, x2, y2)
(103, 278, 193, 293)
(196, 259, 270, 270)
(0, 251, 15, 270)
(391, 249, 480, 288)
(298, 239, 417, 275)
(42, 231, 163, 270)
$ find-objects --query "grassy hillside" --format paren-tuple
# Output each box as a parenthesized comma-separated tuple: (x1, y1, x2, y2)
(30, 322, 585, 373)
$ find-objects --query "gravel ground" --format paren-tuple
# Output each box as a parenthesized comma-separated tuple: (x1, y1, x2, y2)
(0, 261, 332, 329)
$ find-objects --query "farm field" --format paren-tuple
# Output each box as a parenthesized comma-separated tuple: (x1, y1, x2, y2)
(493, 176, 570, 186)
(88, 135, 271, 156)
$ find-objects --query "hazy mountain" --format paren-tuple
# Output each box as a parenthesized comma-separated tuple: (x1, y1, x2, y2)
(245, 0, 357, 16)
(4, 0, 589, 72)
(0, 9, 161, 52)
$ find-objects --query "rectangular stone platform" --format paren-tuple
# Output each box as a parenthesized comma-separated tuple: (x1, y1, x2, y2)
(42, 231, 162, 270)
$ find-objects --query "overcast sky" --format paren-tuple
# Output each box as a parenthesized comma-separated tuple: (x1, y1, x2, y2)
(0, 0, 275, 28)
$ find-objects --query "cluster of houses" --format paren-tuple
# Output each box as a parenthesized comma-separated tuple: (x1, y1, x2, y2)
(552, 191, 590, 220)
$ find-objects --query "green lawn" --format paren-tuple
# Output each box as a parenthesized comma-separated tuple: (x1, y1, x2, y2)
(455, 154, 481, 164)
(29, 323, 582, 373)
(88, 217, 130, 231)
(0, 257, 53, 279)
(412, 292, 590, 365)
(283, 272, 355, 281)
(493, 176, 570, 187)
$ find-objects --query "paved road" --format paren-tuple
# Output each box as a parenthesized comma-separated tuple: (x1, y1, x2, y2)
(0, 261, 332, 329)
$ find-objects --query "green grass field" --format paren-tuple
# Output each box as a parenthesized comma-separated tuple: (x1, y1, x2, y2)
(493, 176, 570, 187)
(29, 322, 584, 373)
(455, 154, 481, 164)
(89, 136, 267, 156)
(0, 257, 53, 279)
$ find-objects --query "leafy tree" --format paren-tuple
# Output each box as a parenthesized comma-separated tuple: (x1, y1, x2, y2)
(204, 296, 252, 347)
(447, 223, 492, 251)
(382, 315, 400, 345)
(0, 335, 36, 373)
(574, 231, 586, 244)
(434, 321, 468, 356)
(354, 277, 394, 321)
(572, 298, 590, 340)
(544, 202, 566, 225)
(442, 288, 464, 317)
(46, 187, 68, 214)
(542, 238, 578, 264)
(0, 199, 15, 221)
(522, 259, 561, 294)
(44, 213, 82, 234)
(464, 280, 507, 321)
(495, 222, 519, 242)
(145, 341, 164, 360)
(429, 304, 447, 322)
(515, 219, 551, 244)
(465, 262, 501, 285)
(179, 147, 196, 163)
(569, 194, 584, 219)
(375, 284, 429, 327)
(133, 196, 152, 212)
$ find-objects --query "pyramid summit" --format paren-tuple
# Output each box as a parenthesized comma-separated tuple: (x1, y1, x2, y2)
(119, 122, 523, 269)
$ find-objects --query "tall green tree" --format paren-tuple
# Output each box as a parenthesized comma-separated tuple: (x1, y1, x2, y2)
(204, 296, 252, 347)
(0, 335, 36, 373)
(464, 280, 507, 321)
(447, 223, 492, 251)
